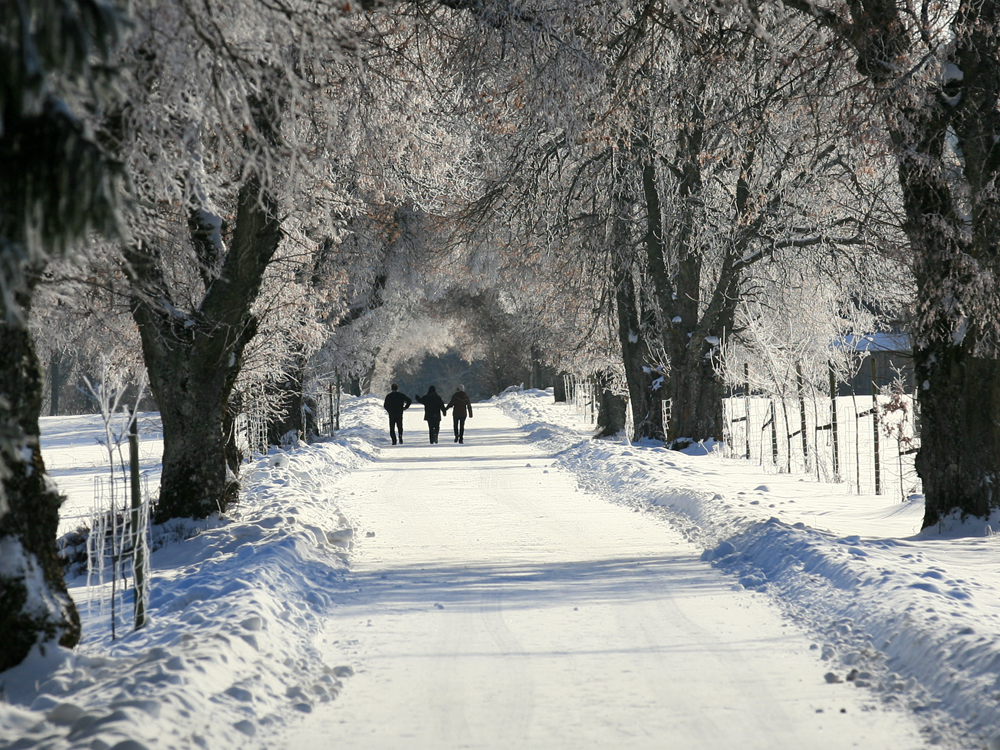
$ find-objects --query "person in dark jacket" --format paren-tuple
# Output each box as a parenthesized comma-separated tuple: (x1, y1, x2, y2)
(414, 385, 447, 444)
(445, 384, 473, 443)
(383, 384, 412, 445)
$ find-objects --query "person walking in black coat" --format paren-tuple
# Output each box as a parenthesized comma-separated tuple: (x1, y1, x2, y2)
(445, 384, 473, 443)
(383, 384, 412, 445)
(414, 385, 447, 444)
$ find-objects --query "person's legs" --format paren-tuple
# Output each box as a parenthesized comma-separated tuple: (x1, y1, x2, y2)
(389, 415, 398, 444)
(457, 416, 466, 443)
(453, 415, 460, 441)
(430, 422, 439, 443)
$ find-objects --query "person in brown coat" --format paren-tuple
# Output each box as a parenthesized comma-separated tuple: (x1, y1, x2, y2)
(445, 384, 473, 443)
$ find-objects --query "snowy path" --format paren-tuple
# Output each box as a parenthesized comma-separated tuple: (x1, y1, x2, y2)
(288, 403, 925, 749)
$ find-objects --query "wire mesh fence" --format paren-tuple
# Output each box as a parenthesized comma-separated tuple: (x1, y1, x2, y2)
(562, 372, 921, 500)
(234, 390, 270, 457)
(722, 392, 920, 500)
(562, 374, 599, 425)
(85, 474, 152, 638)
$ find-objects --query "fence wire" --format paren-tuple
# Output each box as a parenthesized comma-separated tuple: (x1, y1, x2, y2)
(722, 393, 921, 500)
(86, 475, 152, 637)
(563, 374, 921, 500)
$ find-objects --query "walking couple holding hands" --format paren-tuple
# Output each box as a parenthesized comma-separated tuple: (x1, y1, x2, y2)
(383, 384, 473, 445)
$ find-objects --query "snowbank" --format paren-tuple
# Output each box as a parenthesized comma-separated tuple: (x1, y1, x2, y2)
(497, 389, 1000, 749)
(1, 396, 384, 750)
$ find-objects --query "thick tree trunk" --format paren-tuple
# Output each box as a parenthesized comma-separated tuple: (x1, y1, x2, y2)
(639, 110, 724, 447)
(152, 364, 238, 520)
(49, 350, 61, 416)
(348, 377, 362, 397)
(553, 374, 567, 403)
(128, 174, 281, 522)
(664, 346, 726, 447)
(266, 379, 304, 446)
(596, 378, 628, 438)
(608, 144, 665, 442)
(265, 353, 317, 446)
(902, 126, 1000, 526)
(879, 1, 1000, 527)
(0, 312, 80, 671)
(224, 390, 246, 474)
(783, 0, 1000, 527)
(615, 266, 664, 441)
(915, 343, 1000, 525)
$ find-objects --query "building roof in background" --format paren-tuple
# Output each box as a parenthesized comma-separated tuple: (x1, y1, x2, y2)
(837, 333, 911, 353)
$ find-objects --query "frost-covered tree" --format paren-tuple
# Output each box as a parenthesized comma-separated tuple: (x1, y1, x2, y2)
(30, 245, 149, 417)
(437, 3, 899, 446)
(776, 0, 1000, 526)
(0, 0, 127, 671)
(598, 5, 912, 447)
(105, 0, 393, 521)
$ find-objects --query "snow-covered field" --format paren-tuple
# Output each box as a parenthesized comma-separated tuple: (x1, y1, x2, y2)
(1, 390, 998, 749)
(41, 412, 165, 538)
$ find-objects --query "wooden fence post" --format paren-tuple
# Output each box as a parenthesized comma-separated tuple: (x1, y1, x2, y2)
(770, 399, 779, 466)
(335, 370, 342, 431)
(829, 362, 840, 480)
(744, 363, 751, 460)
(129, 410, 146, 630)
(871, 356, 881, 495)
(796, 362, 809, 467)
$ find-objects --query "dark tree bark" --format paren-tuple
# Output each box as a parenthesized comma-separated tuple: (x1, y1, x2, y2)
(0, 1, 124, 670)
(641, 103, 771, 447)
(610, 153, 665, 442)
(662, 344, 726, 446)
(529, 345, 546, 390)
(223, 389, 246, 474)
(783, 0, 1000, 527)
(596, 375, 628, 438)
(264, 350, 317, 445)
(638, 104, 731, 446)
(0, 292, 81, 671)
(348, 377, 363, 397)
(127, 172, 282, 522)
(553, 374, 567, 402)
(49, 350, 62, 416)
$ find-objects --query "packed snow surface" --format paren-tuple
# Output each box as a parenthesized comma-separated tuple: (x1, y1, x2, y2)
(2, 390, 999, 749)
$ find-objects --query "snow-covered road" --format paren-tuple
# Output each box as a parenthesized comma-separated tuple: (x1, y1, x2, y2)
(289, 403, 924, 749)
